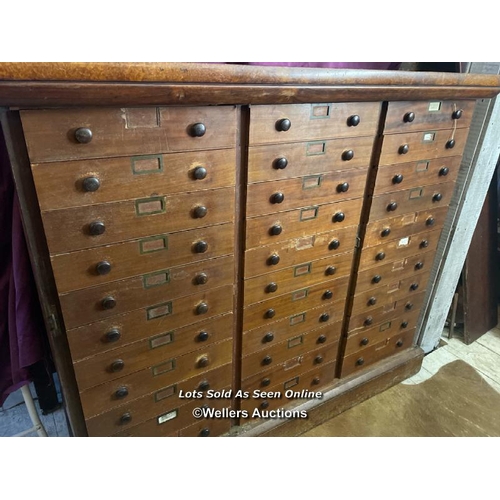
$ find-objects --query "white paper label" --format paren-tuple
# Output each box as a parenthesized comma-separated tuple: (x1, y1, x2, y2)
(428, 101, 442, 112)
(398, 237, 410, 247)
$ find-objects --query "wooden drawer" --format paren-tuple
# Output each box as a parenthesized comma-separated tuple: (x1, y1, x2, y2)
(242, 278, 348, 332)
(240, 361, 337, 415)
(372, 156, 461, 196)
(241, 327, 340, 379)
(21, 106, 237, 163)
(60, 255, 234, 330)
(350, 271, 431, 316)
(369, 182, 454, 221)
(344, 310, 420, 357)
(247, 136, 376, 183)
(379, 127, 469, 166)
(86, 371, 232, 437)
(79, 339, 233, 418)
(384, 100, 475, 134)
(112, 393, 230, 437)
(249, 102, 381, 145)
(242, 343, 338, 392)
(31, 149, 236, 211)
(364, 206, 449, 248)
(42, 187, 235, 254)
(358, 229, 441, 272)
(244, 253, 354, 305)
(68, 308, 233, 362)
(243, 311, 342, 355)
(353, 252, 434, 295)
(245, 227, 357, 278)
(246, 168, 367, 217)
(340, 328, 416, 377)
(245, 198, 363, 249)
(346, 291, 426, 335)
(51, 222, 234, 293)
(179, 417, 232, 437)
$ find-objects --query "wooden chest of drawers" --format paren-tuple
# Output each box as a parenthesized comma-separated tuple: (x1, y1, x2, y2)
(1, 63, 499, 437)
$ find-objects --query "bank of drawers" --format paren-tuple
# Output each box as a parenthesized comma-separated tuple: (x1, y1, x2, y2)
(21, 106, 237, 437)
(242, 102, 381, 409)
(340, 99, 474, 376)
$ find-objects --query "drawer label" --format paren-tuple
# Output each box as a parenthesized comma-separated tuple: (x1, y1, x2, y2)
(398, 237, 410, 247)
(310, 104, 331, 119)
(284, 355, 304, 370)
(295, 235, 315, 250)
(416, 160, 430, 172)
(143, 269, 170, 288)
(140, 235, 168, 254)
(154, 384, 177, 402)
(284, 376, 300, 390)
(300, 206, 319, 221)
(149, 331, 174, 349)
(131, 154, 164, 175)
(428, 101, 442, 112)
(387, 281, 400, 293)
(289, 313, 306, 326)
(124, 107, 160, 129)
(409, 188, 423, 199)
(135, 196, 166, 216)
(422, 131, 436, 143)
(152, 359, 176, 376)
(146, 301, 172, 320)
(402, 213, 416, 225)
(287, 335, 304, 349)
(379, 321, 392, 332)
(302, 175, 322, 190)
(291, 288, 309, 301)
(306, 141, 326, 156)
(157, 409, 178, 425)
(392, 259, 405, 271)
(294, 263, 312, 277)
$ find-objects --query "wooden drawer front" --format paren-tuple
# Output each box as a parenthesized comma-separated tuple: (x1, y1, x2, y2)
(373, 156, 461, 196)
(384, 100, 475, 134)
(242, 327, 339, 379)
(364, 207, 449, 248)
(353, 252, 434, 295)
(248, 136, 376, 183)
(344, 310, 420, 357)
(245, 227, 358, 278)
(358, 229, 441, 272)
(21, 106, 237, 163)
(369, 182, 454, 221)
(249, 102, 381, 145)
(31, 149, 236, 211)
(73, 315, 234, 391)
(350, 272, 431, 316)
(86, 370, 232, 437)
(246, 168, 367, 217)
(346, 291, 426, 335)
(246, 198, 363, 249)
(42, 187, 235, 254)
(68, 306, 232, 362)
(240, 361, 337, 416)
(179, 417, 231, 437)
(51, 222, 234, 293)
(79, 339, 233, 418)
(244, 253, 354, 305)
(243, 279, 348, 333)
(243, 311, 342, 355)
(379, 127, 469, 166)
(112, 394, 230, 437)
(340, 328, 415, 377)
(242, 343, 338, 392)
(60, 256, 234, 330)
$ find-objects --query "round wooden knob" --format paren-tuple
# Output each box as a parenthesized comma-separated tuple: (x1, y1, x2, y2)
(269, 225, 282, 236)
(399, 144, 409, 155)
(404, 112, 415, 123)
(342, 150, 354, 161)
(364, 316, 373, 326)
(392, 174, 404, 184)
(329, 239, 340, 250)
(323, 290, 333, 300)
(420, 240, 429, 249)
(433, 193, 443, 202)
(265, 309, 275, 319)
(263, 332, 274, 343)
(267, 254, 280, 266)
(401, 321, 409, 329)
(198, 380, 210, 391)
(337, 182, 349, 193)
(101, 296, 116, 310)
(197, 331, 209, 342)
(276, 118, 291, 131)
(89, 221, 106, 236)
(426, 217, 435, 226)
(261, 378, 271, 387)
(75, 127, 93, 144)
(193, 166, 207, 180)
(270, 192, 285, 204)
(119, 412, 132, 425)
(415, 262, 424, 270)
(110, 359, 125, 372)
(312, 377, 321, 385)
(452, 109, 463, 120)
(446, 139, 456, 149)
(197, 356, 210, 368)
(376, 252, 386, 261)
(368, 297, 377, 306)
(381, 228, 391, 238)
(317, 334, 327, 344)
(439, 167, 449, 176)
(356, 358, 365, 366)
(262, 356, 272, 366)
(194, 273, 208, 285)
(82, 176, 100, 192)
(96, 260, 111, 275)
(410, 283, 419, 291)
(196, 302, 209, 315)
(260, 400, 270, 409)
(372, 275, 382, 284)
(189, 123, 206, 137)
(360, 338, 369, 346)
(405, 302, 414, 310)
(115, 387, 129, 399)
(104, 329, 121, 343)
(314, 355, 323, 364)
(193, 206, 208, 218)
(387, 202, 398, 212)
(325, 266, 336, 276)
(193, 240, 208, 253)
(347, 114, 360, 127)
(319, 313, 330, 323)
(199, 428, 210, 437)
(274, 157, 288, 170)
(396, 339, 404, 347)
(333, 212, 345, 223)
(266, 282, 278, 293)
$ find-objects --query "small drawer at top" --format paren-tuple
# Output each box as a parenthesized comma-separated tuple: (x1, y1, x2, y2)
(384, 100, 475, 134)
(21, 106, 237, 163)
(249, 102, 381, 145)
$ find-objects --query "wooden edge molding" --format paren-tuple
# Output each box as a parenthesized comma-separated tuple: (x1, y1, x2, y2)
(229, 346, 424, 437)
